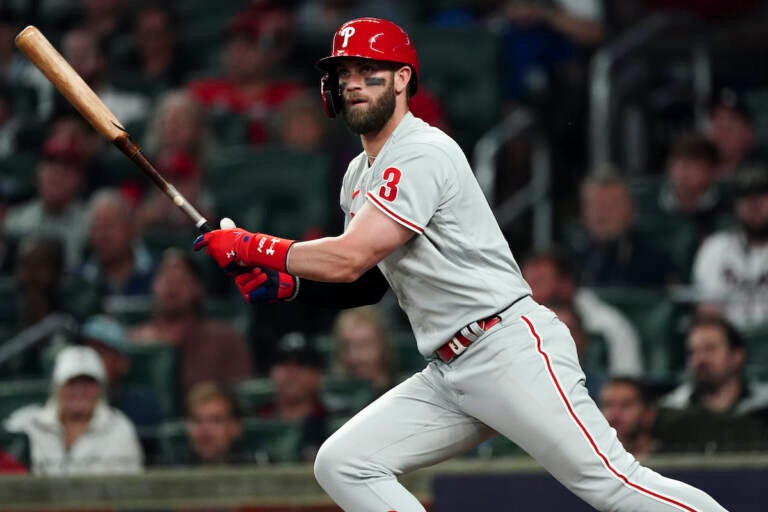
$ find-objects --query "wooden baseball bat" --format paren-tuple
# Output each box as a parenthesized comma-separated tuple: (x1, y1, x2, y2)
(14, 25, 213, 233)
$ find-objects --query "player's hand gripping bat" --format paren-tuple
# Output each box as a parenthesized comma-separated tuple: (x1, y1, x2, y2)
(14, 25, 214, 233)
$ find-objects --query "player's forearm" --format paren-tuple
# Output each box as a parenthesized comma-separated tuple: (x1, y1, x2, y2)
(287, 235, 378, 282)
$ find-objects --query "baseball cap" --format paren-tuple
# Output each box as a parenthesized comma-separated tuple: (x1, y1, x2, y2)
(274, 332, 325, 369)
(732, 164, 768, 197)
(52, 346, 106, 385)
(80, 315, 131, 355)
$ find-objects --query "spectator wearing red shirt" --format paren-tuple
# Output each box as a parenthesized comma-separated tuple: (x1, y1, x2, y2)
(187, 8, 304, 145)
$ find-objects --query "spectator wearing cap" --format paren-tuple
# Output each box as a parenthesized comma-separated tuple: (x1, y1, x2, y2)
(705, 88, 758, 179)
(129, 249, 253, 394)
(692, 164, 768, 329)
(187, 6, 305, 145)
(3, 346, 143, 475)
(79, 189, 156, 302)
(260, 333, 328, 462)
(4, 134, 89, 269)
(80, 315, 163, 433)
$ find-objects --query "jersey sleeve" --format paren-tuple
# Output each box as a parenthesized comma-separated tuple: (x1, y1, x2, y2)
(365, 144, 453, 234)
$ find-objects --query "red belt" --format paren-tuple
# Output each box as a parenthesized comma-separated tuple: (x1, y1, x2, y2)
(435, 315, 502, 363)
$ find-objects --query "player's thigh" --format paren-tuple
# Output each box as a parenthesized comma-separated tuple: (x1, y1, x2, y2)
(456, 307, 635, 483)
(318, 366, 493, 477)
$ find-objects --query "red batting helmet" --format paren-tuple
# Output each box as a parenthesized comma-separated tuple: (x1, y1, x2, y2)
(316, 17, 419, 118)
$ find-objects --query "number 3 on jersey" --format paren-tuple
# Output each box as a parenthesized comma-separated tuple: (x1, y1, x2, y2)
(378, 167, 402, 202)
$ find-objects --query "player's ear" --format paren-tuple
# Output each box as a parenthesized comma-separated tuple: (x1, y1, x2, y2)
(393, 65, 411, 96)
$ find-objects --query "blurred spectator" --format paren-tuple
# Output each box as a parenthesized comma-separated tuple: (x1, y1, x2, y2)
(129, 249, 252, 394)
(333, 306, 396, 397)
(488, 0, 604, 103)
(79, 315, 163, 432)
(260, 333, 328, 462)
(4, 345, 143, 475)
(565, 170, 677, 287)
(4, 134, 88, 270)
(692, 164, 768, 329)
(662, 316, 768, 415)
(522, 250, 644, 376)
(0, 84, 19, 157)
(658, 133, 725, 226)
(118, 4, 190, 91)
(705, 88, 758, 179)
(139, 90, 216, 230)
(599, 377, 660, 461)
(60, 27, 148, 126)
(47, 114, 107, 194)
(187, 8, 305, 144)
(79, 0, 130, 49)
(79, 189, 155, 301)
(0, 449, 25, 474)
(14, 237, 66, 329)
(178, 381, 260, 465)
(658, 315, 768, 452)
(548, 301, 605, 399)
(296, 0, 408, 40)
(0, 8, 55, 123)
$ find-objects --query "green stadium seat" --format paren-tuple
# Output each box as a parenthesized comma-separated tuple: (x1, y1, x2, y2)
(210, 112, 249, 147)
(411, 27, 502, 149)
(0, 152, 37, 192)
(321, 376, 374, 416)
(207, 146, 332, 239)
(235, 378, 275, 415)
(124, 345, 178, 418)
(241, 418, 303, 463)
(475, 435, 526, 459)
(0, 380, 49, 422)
(390, 331, 427, 375)
(742, 324, 768, 381)
(592, 287, 683, 378)
(0, 429, 31, 468)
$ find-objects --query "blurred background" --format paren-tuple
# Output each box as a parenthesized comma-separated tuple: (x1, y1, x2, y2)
(0, 0, 767, 510)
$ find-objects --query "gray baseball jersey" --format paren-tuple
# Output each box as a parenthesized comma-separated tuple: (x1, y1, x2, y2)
(318, 112, 728, 512)
(340, 112, 531, 355)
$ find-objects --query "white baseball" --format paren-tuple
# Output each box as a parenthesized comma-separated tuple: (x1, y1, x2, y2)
(219, 217, 237, 229)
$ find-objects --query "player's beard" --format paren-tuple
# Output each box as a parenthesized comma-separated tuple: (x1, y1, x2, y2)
(342, 80, 396, 135)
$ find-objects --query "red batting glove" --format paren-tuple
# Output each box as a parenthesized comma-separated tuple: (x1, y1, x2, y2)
(234, 267, 298, 303)
(193, 228, 295, 273)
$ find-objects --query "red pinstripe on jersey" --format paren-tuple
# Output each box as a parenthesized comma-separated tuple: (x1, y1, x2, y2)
(366, 192, 424, 233)
(521, 315, 700, 512)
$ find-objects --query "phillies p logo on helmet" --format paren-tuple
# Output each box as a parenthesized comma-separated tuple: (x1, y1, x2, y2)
(340, 26, 355, 48)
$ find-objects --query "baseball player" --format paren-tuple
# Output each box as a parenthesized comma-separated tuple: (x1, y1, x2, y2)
(195, 17, 728, 512)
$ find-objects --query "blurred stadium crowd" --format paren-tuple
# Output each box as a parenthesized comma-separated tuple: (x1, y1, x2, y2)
(0, 0, 768, 476)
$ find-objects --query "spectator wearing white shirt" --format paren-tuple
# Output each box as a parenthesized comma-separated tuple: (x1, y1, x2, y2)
(693, 164, 768, 329)
(4, 346, 143, 475)
(522, 250, 644, 375)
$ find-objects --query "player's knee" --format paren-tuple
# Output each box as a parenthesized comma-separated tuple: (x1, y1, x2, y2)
(314, 437, 348, 488)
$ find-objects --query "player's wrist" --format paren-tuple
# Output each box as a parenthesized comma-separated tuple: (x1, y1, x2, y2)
(239, 233, 295, 273)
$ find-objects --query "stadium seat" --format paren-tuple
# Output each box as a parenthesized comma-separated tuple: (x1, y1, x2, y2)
(0, 429, 31, 468)
(475, 435, 526, 459)
(241, 418, 303, 464)
(742, 324, 768, 381)
(410, 27, 502, 149)
(207, 146, 332, 239)
(591, 287, 683, 378)
(0, 152, 37, 193)
(235, 378, 275, 415)
(390, 331, 427, 375)
(321, 376, 374, 416)
(0, 380, 49, 422)
(124, 345, 178, 419)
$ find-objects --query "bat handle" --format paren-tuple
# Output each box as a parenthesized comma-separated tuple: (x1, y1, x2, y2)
(198, 221, 214, 233)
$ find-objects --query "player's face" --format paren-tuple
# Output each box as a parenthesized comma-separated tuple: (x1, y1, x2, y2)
(686, 325, 743, 391)
(599, 382, 648, 444)
(188, 397, 242, 462)
(337, 58, 396, 135)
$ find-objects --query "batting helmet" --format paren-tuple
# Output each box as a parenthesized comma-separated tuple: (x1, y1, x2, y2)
(316, 17, 419, 118)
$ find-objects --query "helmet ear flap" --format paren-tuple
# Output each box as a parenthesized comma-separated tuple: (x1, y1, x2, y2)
(320, 72, 343, 118)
